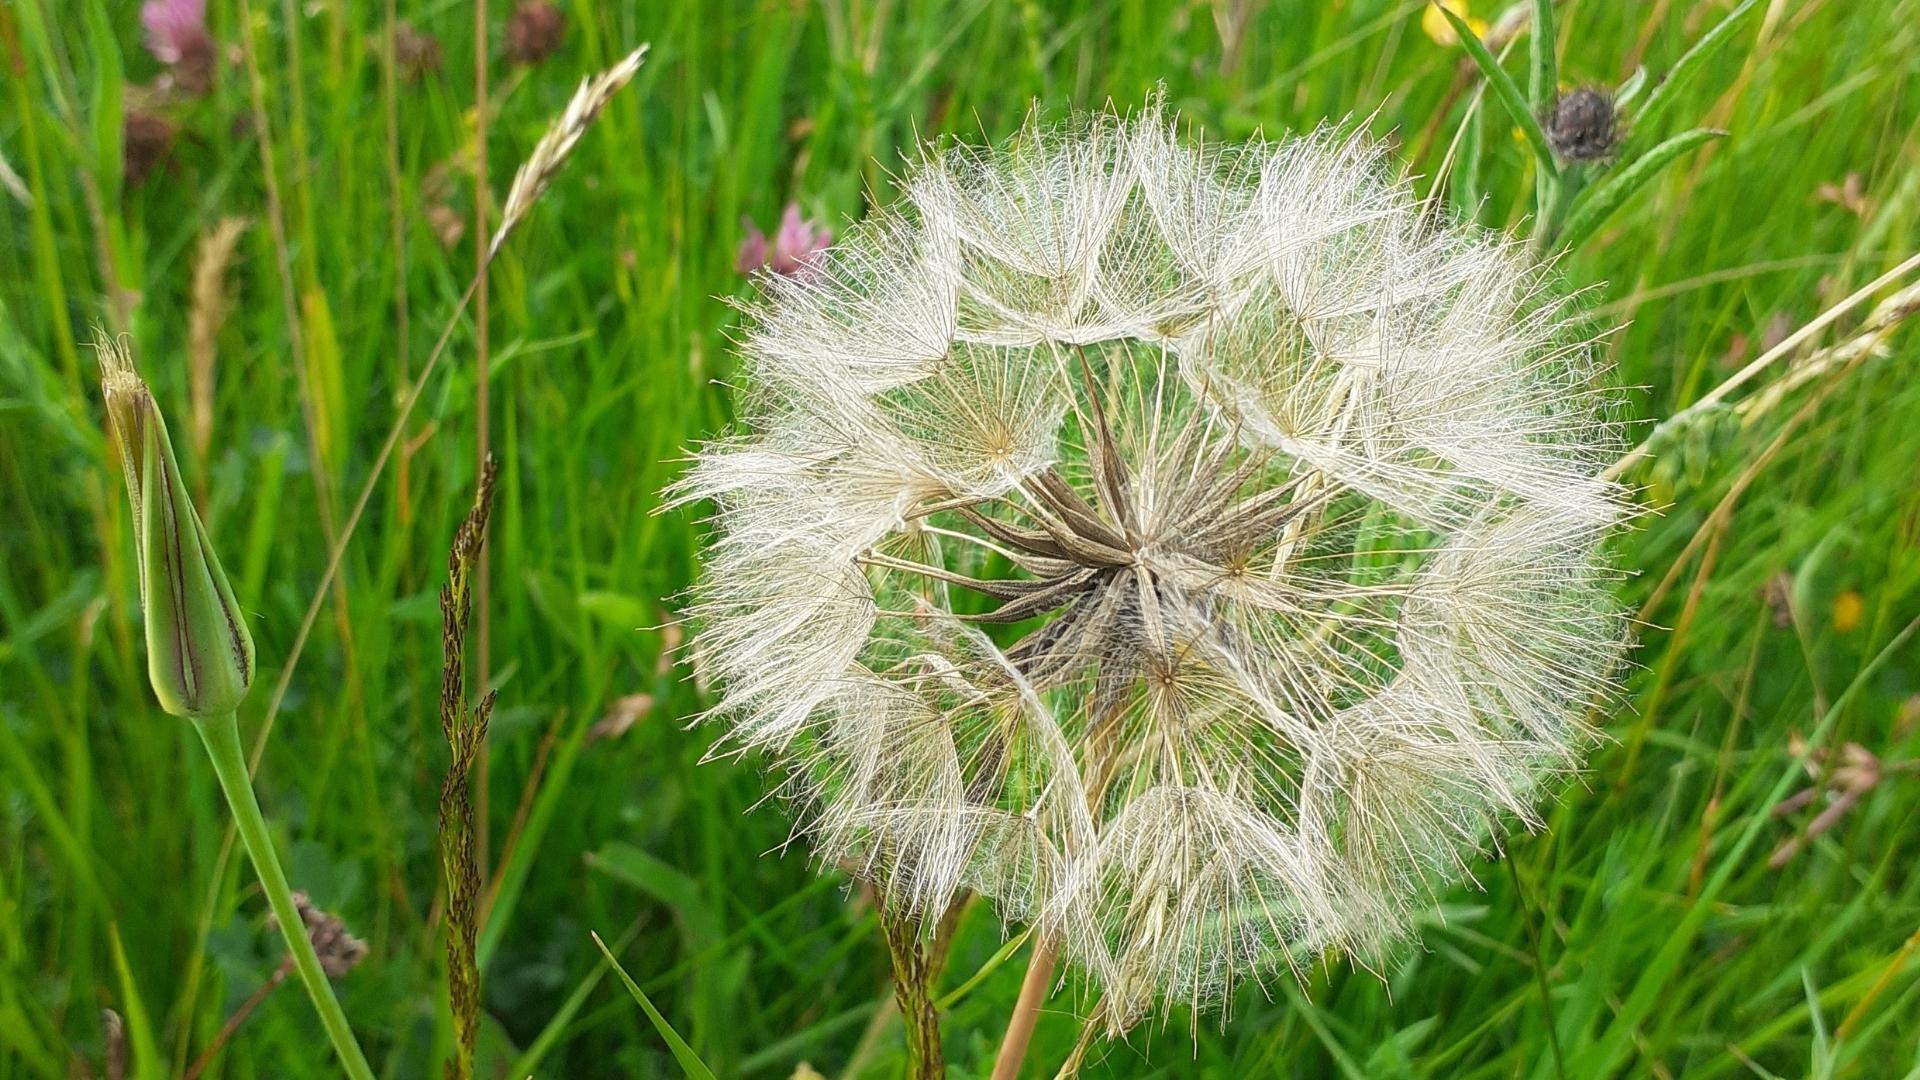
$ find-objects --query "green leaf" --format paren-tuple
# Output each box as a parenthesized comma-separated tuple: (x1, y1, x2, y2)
(1632, 0, 1762, 139)
(592, 931, 720, 1080)
(935, 926, 1033, 1010)
(1556, 129, 1724, 252)
(578, 589, 655, 632)
(108, 925, 164, 1080)
(1613, 65, 1650, 109)
(1365, 1015, 1440, 1077)
(1435, 3, 1558, 177)
(82, 0, 124, 201)
(588, 841, 719, 949)
(1529, 0, 1557, 108)
(1449, 103, 1485, 218)
(1804, 967, 1835, 1080)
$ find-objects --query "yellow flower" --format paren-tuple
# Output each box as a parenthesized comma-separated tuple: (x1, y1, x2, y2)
(1830, 590, 1864, 633)
(1423, 0, 1488, 47)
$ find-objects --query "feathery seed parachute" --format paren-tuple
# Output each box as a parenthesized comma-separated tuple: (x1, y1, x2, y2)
(674, 102, 1626, 1029)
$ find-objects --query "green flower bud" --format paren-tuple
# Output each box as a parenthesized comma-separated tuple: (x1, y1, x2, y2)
(98, 334, 255, 717)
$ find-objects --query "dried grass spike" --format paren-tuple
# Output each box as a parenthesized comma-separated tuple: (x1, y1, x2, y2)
(188, 216, 249, 462)
(491, 44, 650, 257)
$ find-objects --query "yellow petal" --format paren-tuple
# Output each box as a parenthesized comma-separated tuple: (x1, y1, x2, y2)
(1830, 590, 1864, 634)
(1421, 1, 1484, 47)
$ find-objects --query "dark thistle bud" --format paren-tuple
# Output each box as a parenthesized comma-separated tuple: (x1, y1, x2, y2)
(1543, 87, 1620, 164)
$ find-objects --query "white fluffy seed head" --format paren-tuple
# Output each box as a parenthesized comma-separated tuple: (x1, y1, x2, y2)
(673, 100, 1627, 1031)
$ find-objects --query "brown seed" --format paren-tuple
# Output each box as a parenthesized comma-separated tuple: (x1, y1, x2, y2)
(269, 892, 369, 980)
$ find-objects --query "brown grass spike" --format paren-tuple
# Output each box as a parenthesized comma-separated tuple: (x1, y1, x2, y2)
(439, 454, 500, 1080)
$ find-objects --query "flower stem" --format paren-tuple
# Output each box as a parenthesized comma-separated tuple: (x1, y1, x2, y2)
(991, 934, 1060, 1080)
(195, 712, 375, 1080)
(878, 904, 944, 1080)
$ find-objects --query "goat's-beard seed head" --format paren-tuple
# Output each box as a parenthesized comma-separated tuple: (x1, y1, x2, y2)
(674, 100, 1627, 1030)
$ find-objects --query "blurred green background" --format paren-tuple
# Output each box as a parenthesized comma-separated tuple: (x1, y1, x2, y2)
(3, 0, 1919, 1076)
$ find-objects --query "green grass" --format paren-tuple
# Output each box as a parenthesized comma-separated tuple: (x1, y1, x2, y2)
(3, 0, 1920, 1076)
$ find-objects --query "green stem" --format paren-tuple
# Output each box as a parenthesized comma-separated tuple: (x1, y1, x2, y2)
(877, 904, 944, 1080)
(195, 712, 376, 1080)
(1534, 166, 1588, 254)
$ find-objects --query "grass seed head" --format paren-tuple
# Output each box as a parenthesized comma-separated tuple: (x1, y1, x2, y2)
(491, 44, 650, 257)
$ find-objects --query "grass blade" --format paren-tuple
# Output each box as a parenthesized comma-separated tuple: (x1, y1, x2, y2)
(591, 930, 719, 1080)
(1529, 0, 1556, 108)
(1632, 0, 1763, 139)
(506, 920, 647, 1078)
(1434, 2, 1558, 177)
(1804, 967, 1834, 1080)
(107, 924, 163, 1080)
(1557, 128, 1724, 252)
(81, 0, 123, 201)
(935, 926, 1032, 1011)
(1574, 617, 1920, 1076)
(1614, 65, 1650, 109)
(1528, 0, 1559, 222)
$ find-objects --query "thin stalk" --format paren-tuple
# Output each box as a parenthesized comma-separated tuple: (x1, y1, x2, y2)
(992, 935, 1060, 1080)
(1533, 165, 1586, 254)
(182, 959, 290, 1080)
(473, 0, 495, 886)
(1052, 999, 1107, 1080)
(878, 905, 943, 1080)
(1605, 249, 1920, 481)
(382, 0, 414, 525)
(194, 712, 374, 1080)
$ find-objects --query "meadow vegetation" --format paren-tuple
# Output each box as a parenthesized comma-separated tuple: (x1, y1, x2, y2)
(2, 0, 1918, 1076)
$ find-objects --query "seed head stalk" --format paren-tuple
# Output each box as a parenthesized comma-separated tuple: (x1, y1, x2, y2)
(990, 935, 1059, 1080)
(878, 904, 945, 1080)
(194, 711, 375, 1080)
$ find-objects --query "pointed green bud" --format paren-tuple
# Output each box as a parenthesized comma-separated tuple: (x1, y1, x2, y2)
(97, 334, 255, 718)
